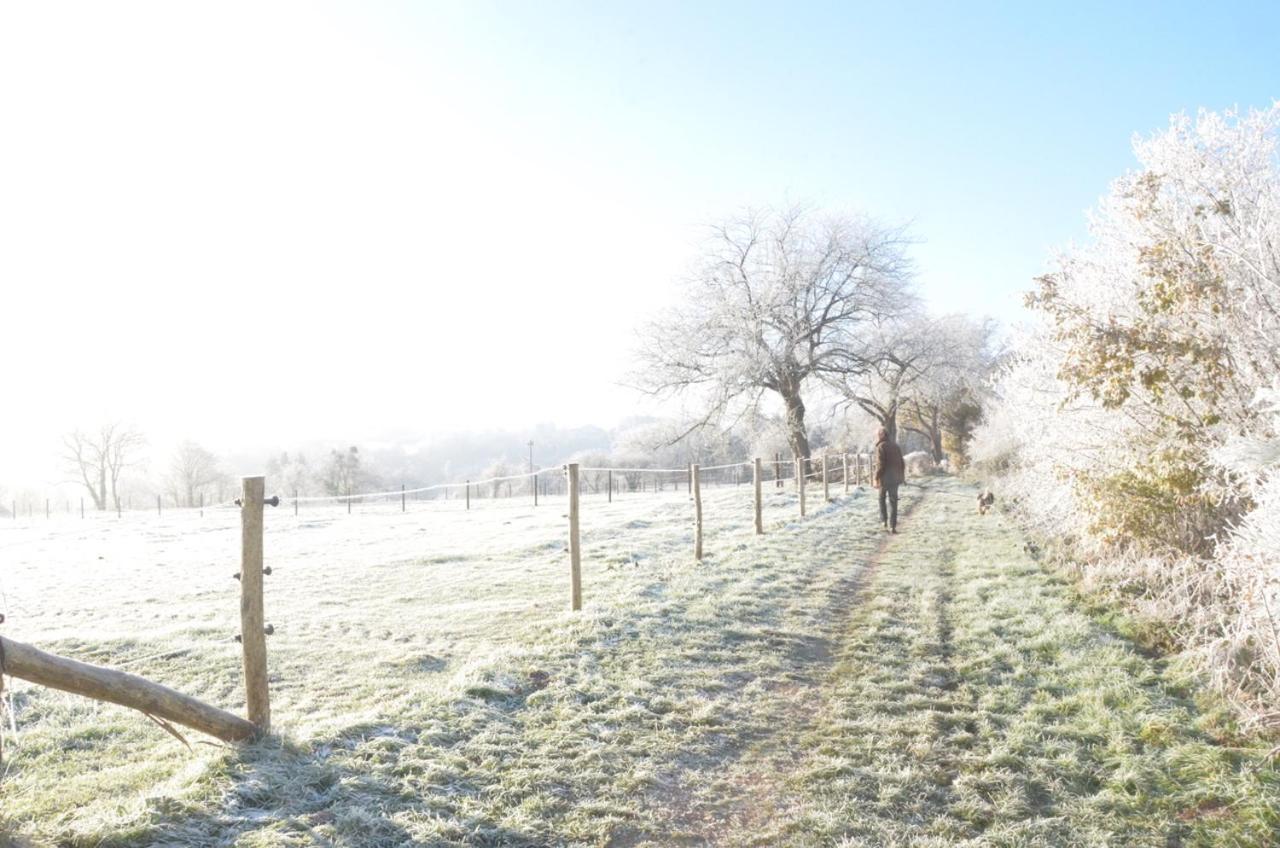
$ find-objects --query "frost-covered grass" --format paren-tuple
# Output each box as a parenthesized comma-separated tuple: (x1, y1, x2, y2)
(2, 479, 1277, 846)
(781, 480, 1280, 847)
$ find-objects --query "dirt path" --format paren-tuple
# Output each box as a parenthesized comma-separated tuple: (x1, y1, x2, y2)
(636, 484, 931, 846)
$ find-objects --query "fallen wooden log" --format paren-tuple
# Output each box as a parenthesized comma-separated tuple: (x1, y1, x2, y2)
(0, 636, 259, 743)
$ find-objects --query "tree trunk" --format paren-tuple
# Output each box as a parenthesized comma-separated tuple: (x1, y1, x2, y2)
(879, 405, 898, 444)
(781, 388, 811, 460)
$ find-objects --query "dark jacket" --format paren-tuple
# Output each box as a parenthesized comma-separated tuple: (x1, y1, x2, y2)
(874, 437, 905, 488)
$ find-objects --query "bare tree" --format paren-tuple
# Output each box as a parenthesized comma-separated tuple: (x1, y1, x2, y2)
(899, 316, 997, 460)
(167, 441, 226, 507)
(62, 423, 145, 511)
(828, 314, 995, 454)
(634, 206, 914, 460)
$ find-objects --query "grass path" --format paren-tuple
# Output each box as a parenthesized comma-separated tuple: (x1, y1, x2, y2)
(775, 479, 1280, 847)
(3, 479, 1278, 846)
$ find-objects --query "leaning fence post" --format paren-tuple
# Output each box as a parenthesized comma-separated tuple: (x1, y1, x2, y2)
(797, 458, 807, 518)
(567, 463, 582, 611)
(691, 463, 703, 561)
(753, 457, 763, 535)
(239, 476, 271, 732)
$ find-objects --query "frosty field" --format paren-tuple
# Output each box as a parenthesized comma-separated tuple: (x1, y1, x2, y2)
(2, 478, 1278, 847)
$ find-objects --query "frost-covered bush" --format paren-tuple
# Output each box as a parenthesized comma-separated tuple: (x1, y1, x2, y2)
(972, 104, 1280, 719)
(903, 451, 936, 476)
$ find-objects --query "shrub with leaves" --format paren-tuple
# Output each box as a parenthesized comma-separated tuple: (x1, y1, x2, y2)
(972, 104, 1280, 720)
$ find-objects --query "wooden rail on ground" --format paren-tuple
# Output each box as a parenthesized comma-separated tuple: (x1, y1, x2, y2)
(0, 636, 258, 743)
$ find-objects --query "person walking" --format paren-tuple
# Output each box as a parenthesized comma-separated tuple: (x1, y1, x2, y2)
(873, 426, 906, 533)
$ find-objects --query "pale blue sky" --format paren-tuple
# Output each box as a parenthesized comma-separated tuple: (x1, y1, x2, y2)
(1, 1, 1276, 483)
(369, 0, 1280, 320)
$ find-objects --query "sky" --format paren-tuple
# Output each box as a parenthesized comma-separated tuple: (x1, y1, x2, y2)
(1, 0, 1277, 488)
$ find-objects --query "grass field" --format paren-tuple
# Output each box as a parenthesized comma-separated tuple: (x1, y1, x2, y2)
(2, 478, 1277, 846)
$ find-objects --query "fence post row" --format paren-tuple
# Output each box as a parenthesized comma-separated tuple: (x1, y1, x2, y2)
(753, 457, 763, 535)
(239, 476, 271, 732)
(567, 463, 582, 611)
(691, 463, 703, 561)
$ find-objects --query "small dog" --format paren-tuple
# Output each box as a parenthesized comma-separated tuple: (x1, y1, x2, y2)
(977, 490, 996, 515)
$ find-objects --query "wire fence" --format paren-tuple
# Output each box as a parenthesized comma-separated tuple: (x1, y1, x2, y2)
(0, 453, 876, 524)
(0, 451, 882, 749)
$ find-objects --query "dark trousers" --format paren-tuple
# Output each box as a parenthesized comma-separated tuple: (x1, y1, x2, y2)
(879, 483, 900, 529)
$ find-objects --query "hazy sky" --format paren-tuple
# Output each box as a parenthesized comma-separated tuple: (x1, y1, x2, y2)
(2, 1, 1276, 486)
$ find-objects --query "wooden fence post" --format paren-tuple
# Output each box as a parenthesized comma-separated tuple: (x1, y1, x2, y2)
(45, 499, 49, 519)
(293, 489, 298, 516)
(239, 476, 270, 732)
(347, 486, 351, 514)
(753, 457, 763, 535)
(80, 498, 84, 519)
(691, 463, 703, 561)
(608, 469, 613, 503)
(200, 492, 204, 518)
(797, 458, 807, 518)
(534, 472, 539, 507)
(157, 494, 162, 516)
(843, 453, 850, 495)
(401, 484, 406, 512)
(567, 463, 582, 611)
(465, 481, 470, 510)
(822, 454, 830, 502)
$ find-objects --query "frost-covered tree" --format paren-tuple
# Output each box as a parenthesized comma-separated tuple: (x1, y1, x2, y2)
(266, 451, 315, 497)
(320, 446, 363, 496)
(167, 441, 227, 507)
(634, 205, 914, 460)
(62, 422, 145, 511)
(828, 313, 990, 453)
